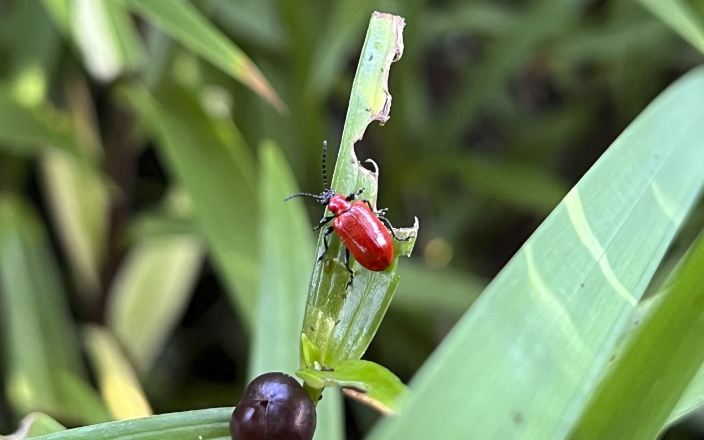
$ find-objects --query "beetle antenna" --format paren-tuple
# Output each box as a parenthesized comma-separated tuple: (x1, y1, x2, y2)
(284, 192, 321, 202)
(321, 140, 329, 190)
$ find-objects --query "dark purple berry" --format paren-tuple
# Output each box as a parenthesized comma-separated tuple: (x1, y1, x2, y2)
(230, 372, 316, 440)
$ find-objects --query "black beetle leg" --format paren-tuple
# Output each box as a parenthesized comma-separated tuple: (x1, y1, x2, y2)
(314, 215, 335, 231)
(317, 227, 335, 262)
(344, 247, 354, 289)
(346, 187, 365, 201)
(378, 216, 412, 242)
(363, 200, 388, 217)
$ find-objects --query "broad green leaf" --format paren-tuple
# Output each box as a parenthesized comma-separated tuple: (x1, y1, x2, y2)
(83, 326, 152, 421)
(369, 68, 704, 440)
(251, 140, 343, 440)
(123, 0, 285, 112)
(119, 84, 260, 326)
(0, 195, 109, 425)
(106, 234, 203, 375)
(301, 12, 418, 369)
(568, 232, 704, 439)
(2, 413, 65, 439)
(70, 0, 145, 81)
(297, 360, 408, 414)
(639, 0, 704, 54)
(28, 408, 233, 440)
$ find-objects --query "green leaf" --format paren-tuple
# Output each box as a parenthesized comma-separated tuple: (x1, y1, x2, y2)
(301, 12, 418, 368)
(83, 326, 152, 421)
(0, 195, 109, 425)
(670, 361, 704, 426)
(639, 0, 704, 54)
(119, 83, 259, 326)
(28, 408, 232, 440)
(41, 150, 108, 297)
(106, 233, 203, 375)
(0, 85, 81, 158)
(250, 140, 315, 377)
(369, 67, 704, 440)
(568, 232, 704, 439)
(69, 0, 145, 81)
(2, 413, 65, 439)
(251, 140, 343, 440)
(297, 360, 408, 414)
(123, 0, 285, 112)
(40, 79, 108, 299)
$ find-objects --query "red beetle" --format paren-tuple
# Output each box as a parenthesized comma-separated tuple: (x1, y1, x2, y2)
(285, 141, 412, 288)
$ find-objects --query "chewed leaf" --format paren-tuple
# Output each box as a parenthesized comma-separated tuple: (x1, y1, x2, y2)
(300, 12, 418, 368)
(297, 360, 408, 414)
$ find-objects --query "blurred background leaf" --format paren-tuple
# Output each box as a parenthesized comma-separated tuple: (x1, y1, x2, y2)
(83, 326, 152, 421)
(0, 196, 109, 425)
(251, 140, 343, 440)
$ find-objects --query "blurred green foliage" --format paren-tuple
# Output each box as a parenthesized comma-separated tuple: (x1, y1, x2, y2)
(0, 0, 703, 439)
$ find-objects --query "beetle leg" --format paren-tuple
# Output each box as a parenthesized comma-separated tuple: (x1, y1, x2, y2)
(378, 216, 412, 242)
(345, 187, 365, 201)
(313, 215, 335, 231)
(317, 226, 335, 262)
(375, 207, 388, 216)
(344, 247, 354, 289)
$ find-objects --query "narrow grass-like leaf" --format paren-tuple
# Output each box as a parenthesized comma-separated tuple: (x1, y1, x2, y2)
(40, 79, 108, 299)
(83, 326, 152, 421)
(0, 195, 109, 425)
(301, 12, 418, 368)
(106, 234, 203, 375)
(209, 0, 286, 51)
(670, 363, 704, 426)
(124, 0, 285, 112)
(120, 83, 259, 326)
(639, 0, 704, 54)
(568, 232, 704, 439)
(28, 408, 232, 440)
(250, 140, 315, 378)
(252, 140, 343, 440)
(2, 413, 65, 439)
(70, 0, 145, 81)
(0, 85, 81, 158)
(41, 149, 108, 298)
(297, 360, 407, 414)
(370, 68, 704, 440)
